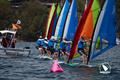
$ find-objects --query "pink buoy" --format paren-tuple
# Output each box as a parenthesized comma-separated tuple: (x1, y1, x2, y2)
(50, 60, 64, 73)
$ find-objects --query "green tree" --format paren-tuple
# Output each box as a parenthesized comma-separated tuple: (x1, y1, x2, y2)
(14, 0, 49, 41)
(0, 0, 13, 29)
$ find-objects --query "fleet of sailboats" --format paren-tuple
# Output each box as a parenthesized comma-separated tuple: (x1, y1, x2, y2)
(37, 0, 117, 65)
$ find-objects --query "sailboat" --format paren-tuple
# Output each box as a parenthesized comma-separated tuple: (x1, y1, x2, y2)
(73, 0, 101, 59)
(68, 0, 94, 62)
(61, 0, 78, 54)
(87, 0, 116, 63)
(67, 0, 116, 65)
(36, 1, 69, 59)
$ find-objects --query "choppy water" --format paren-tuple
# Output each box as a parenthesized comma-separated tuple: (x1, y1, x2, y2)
(0, 42, 120, 80)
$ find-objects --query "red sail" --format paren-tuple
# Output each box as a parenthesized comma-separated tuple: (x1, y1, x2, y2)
(68, 0, 94, 62)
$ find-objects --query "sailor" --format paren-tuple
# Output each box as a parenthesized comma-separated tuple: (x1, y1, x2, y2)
(42, 37, 52, 56)
(60, 39, 70, 60)
(44, 36, 56, 57)
(1, 34, 13, 48)
(51, 36, 61, 60)
(1, 36, 9, 48)
(36, 36, 45, 56)
(78, 36, 87, 64)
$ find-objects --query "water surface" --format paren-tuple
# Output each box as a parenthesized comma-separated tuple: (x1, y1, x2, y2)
(0, 42, 120, 80)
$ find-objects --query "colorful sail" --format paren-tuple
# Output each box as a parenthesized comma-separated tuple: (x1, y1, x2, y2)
(52, 4, 61, 37)
(72, 0, 101, 59)
(47, 4, 61, 39)
(54, 0, 70, 39)
(47, 4, 58, 39)
(87, 0, 116, 63)
(63, 0, 78, 41)
(44, 3, 56, 38)
(81, 0, 100, 40)
(68, 0, 94, 62)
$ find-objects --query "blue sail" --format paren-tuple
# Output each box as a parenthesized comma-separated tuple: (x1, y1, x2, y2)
(63, 0, 78, 41)
(51, 13, 58, 36)
(52, 4, 61, 36)
(54, 0, 70, 39)
(89, 0, 116, 60)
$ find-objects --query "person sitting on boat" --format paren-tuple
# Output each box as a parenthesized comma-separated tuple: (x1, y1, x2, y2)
(78, 36, 87, 64)
(52, 37, 61, 59)
(63, 39, 72, 54)
(6, 33, 16, 48)
(59, 39, 70, 60)
(46, 37, 55, 57)
(1, 36, 9, 48)
(42, 37, 52, 56)
(36, 36, 45, 56)
(1, 34, 16, 48)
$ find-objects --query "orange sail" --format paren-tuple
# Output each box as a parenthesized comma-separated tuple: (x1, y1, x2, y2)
(81, 10, 94, 40)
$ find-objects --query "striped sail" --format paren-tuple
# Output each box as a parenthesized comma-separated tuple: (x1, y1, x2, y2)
(63, 0, 78, 41)
(70, 0, 101, 60)
(88, 0, 116, 62)
(68, 0, 94, 62)
(54, 0, 70, 39)
(45, 4, 56, 38)
(81, 0, 100, 40)
(47, 4, 61, 40)
(51, 4, 61, 37)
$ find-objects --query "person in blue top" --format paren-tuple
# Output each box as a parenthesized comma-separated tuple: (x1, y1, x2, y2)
(78, 36, 87, 64)
(46, 38, 55, 57)
(53, 38, 61, 59)
(36, 36, 45, 56)
(59, 39, 71, 61)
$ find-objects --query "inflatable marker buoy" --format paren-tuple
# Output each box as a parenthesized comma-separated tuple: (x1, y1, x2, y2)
(50, 60, 64, 73)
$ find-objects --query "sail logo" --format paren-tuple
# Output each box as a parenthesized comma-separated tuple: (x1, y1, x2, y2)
(99, 62, 111, 74)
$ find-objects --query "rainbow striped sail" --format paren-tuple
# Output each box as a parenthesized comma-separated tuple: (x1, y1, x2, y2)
(44, 4, 56, 38)
(47, 4, 61, 39)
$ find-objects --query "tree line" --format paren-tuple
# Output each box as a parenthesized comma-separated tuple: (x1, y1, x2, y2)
(0, 0, 120, 42)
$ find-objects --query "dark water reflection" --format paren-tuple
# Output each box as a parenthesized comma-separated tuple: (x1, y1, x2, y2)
(0, 42, 120, 80)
